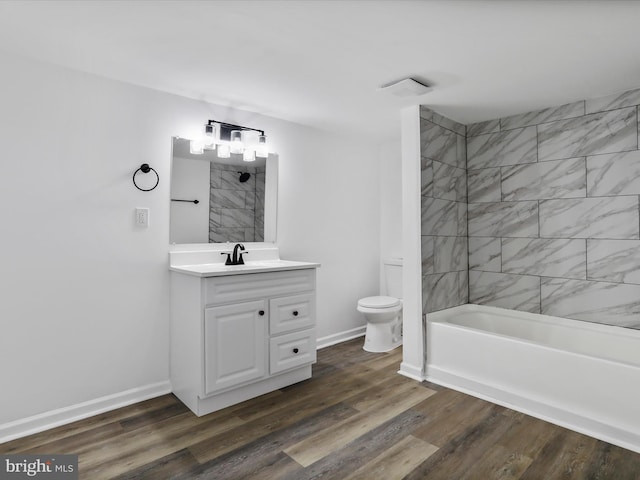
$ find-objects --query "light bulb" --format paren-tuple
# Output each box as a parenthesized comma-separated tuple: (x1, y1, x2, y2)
(256, 135, 268, 158)
(243, 149, 256, 162)
(230, 130, 244, 154)
(190, 140, 204, 155)
(217, 143, 231, 158)
(203, 124, 216, 150)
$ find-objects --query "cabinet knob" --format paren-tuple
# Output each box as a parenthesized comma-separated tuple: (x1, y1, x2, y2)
(293, 310, 299, 316)
(258, 310, 265, 316)
(293, 348, 299, 354)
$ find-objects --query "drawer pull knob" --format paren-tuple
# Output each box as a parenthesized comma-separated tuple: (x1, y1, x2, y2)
(293, 348, 299, 354)
(293, 310, 299, 316)
(258, 310, 265, 316)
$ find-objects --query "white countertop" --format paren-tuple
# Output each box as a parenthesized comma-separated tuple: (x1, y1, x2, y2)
(170, 259, 320, 277)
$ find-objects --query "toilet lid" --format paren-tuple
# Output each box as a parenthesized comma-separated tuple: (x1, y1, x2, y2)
(358, 296, 400, 309)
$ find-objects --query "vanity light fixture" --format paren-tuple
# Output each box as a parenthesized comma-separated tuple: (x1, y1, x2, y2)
(230, 130, 244, 154)
(203, 123, 217, 150)
(256, 135, 268, 159)
(243, 148, 256, 162)
(190, 124, 217, 154)
(189, 139, 204, 155)
(217, 143, 231, 158)
(205, 119, 270, 160)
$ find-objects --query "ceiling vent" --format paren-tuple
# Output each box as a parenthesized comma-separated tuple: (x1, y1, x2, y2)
(379, 78, 432, 97)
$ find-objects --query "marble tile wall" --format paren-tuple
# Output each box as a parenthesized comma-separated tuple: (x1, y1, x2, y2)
(209, 163, 264, 243)
(466, 87, 640, 329)
(420, 106, 468, 314)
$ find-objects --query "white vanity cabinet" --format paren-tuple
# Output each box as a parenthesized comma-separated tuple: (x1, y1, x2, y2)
(170, 266, 317, 416)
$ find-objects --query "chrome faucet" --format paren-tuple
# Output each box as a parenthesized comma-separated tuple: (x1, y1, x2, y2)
(220, 243, 248, 265)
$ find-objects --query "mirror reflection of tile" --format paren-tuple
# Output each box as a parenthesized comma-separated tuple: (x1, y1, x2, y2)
(209, 163, 266, 243)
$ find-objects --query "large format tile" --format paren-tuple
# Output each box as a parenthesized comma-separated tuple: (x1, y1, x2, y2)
(421, 106, 466, 136)
(469, 271, 540, 313)
(422, 198, 466, 236)
(210, 165, 222, 189)
(434, 236, 468, 273)
(210, 189, 246, 209)
(467, 126, 537, 169)
(587, 239, 640, 284)
(501, 158, 586, 201)
(458, 271, 469, 304)
(585, 88, 640, 114)
(541, 278, 640, 328)
(468, 237, 501, 272)
(466, 119, 500, 137)
(421, 120, 460, 167)
(537, 107, 637, 161)
(420, 106, 465, 136)
(421, 157, 433, 197)
(587, 150, 640, 196)
(209, 210, 222, 229)
(467, 168, 501, 203)
(500, 101, 585, 131)
(539, 197, 639, 239)
(468, 201, 538, 237)
(502, 238, 586, 279)
(457, 203, 467, 236)
(456, 134, 466, 169)
(433, 161, 466, 202)
(421, 236, 434, 275)
(423, 272, 462, 313)
(220, 208, 254, 228)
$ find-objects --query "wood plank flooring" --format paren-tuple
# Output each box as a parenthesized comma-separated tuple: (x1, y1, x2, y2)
(2, 338, 640, 479)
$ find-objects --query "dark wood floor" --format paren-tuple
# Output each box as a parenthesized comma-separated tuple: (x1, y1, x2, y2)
(3, 338, 640, 479)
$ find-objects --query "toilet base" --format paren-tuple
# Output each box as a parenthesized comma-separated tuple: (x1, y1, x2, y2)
(363, 318, 403, 353)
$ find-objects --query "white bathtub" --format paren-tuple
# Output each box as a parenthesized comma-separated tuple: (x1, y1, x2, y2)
(425, 304, 640, 453)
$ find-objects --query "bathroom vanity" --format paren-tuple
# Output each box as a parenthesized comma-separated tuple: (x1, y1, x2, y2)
(169, 245, 319, 416)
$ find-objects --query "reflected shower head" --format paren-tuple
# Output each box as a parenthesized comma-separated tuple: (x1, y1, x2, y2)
(238, 172, 251, 183)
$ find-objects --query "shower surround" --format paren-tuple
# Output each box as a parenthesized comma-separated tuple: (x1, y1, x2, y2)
(420, 107, 468, 313)
(421, 87, 640, 329)
(209, 162, 265, 243)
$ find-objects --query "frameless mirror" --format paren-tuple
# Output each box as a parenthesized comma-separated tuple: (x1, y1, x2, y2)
(170, 137, 278, 244)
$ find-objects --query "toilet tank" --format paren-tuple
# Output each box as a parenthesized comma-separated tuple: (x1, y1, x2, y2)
(383, 258, 403, 299)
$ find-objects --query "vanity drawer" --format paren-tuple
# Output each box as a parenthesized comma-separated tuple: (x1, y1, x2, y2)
(269, 329, 316, 375)
(269, 293, 315, 335)
(205, 269, 315, 306)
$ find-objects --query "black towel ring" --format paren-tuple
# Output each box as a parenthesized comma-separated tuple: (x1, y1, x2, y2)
(133, 163, 159, 192)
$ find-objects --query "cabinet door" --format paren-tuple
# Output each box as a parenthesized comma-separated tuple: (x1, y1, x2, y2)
(204, 300, 267, 395)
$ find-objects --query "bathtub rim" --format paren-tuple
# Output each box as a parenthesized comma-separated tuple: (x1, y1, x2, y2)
(427, 303, 640, 369)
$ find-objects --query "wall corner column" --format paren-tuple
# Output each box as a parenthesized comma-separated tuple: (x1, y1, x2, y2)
(399, 105, 425, 381)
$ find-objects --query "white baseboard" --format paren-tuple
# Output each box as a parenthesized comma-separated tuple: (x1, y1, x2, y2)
(425, 365, 640, 455)
(316, 326, 366, 350)
(398, 362, 425, 382)
(0, 381, 171, 444)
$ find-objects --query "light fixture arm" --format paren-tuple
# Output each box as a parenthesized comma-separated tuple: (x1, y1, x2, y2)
(207, 120, 265, 140)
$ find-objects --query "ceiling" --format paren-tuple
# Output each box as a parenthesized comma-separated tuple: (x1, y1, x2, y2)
(1, 0, 640, 140)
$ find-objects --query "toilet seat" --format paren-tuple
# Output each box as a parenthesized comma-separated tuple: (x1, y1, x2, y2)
(357, 296, 401, 309)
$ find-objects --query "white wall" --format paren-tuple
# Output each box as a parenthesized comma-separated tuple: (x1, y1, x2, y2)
(169, 156, 210, 244)
(0, 49, 380, 432)
(276, 129, 381, 340)
(399, 105, 425, 381)
(378, 139, 402, 293)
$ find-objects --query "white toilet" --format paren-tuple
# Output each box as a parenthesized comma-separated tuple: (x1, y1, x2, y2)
(357, 258, 403, 353)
